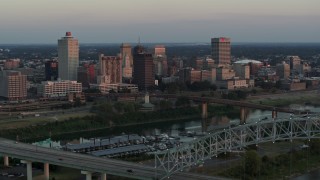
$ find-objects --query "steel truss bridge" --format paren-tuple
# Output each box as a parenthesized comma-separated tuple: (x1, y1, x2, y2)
(155, 114, 320, 179)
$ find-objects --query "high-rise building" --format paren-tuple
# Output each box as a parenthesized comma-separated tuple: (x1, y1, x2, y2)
(233, 64, 250, 79)
(276, 62, 290, 79)
(0, 70, 27, 100)
(153, 45, 168, 77)
(120, 43, 133, 79)
(45, 60, 58, 81)
(77, 63, 96, 88)
(58, 32, 79, 81)
(211, 37, 231, 65)
(288, 56, 301, 73)
(97, 54, 122, 84)
(133, 45, 154, 90)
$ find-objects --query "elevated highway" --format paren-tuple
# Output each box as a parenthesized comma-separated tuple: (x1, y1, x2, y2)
(0, 138, 224, 180)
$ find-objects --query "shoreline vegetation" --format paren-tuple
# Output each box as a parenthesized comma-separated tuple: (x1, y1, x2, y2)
(0, 90, 319, 141)
(0, 104, 238, 141)
(193, 140, 320, 180)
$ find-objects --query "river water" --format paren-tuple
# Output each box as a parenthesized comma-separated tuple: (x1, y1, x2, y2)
(46, 104, 319, 142)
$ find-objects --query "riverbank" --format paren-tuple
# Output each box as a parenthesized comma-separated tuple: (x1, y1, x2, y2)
(191, 140, 320, 180)
(0, 103, 240, 141)
(247, 90, 320, 107)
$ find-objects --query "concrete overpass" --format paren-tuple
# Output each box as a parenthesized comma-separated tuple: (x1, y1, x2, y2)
(0, 138, 225, 180)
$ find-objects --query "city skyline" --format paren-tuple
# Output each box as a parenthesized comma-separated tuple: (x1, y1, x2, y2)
(0, 0, 319, 44)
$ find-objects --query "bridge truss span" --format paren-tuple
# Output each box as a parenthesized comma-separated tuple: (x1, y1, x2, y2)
(155, 114, 320, 179)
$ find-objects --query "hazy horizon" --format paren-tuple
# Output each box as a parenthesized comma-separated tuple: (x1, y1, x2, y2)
(1, 0, 319, 44)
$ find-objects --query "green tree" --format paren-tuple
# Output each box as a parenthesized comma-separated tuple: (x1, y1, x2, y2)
(74, 97, 82, 107)
(309, 139, 320, 154)
(175, 96, 190, 107)
(242, 150, 261, 178)
(159, 100, 172, 110)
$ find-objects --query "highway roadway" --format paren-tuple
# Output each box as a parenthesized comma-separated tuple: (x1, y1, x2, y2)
(0, 138, 225, 180)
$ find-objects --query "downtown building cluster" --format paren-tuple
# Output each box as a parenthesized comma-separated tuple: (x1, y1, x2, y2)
(0, 32, 318, 102)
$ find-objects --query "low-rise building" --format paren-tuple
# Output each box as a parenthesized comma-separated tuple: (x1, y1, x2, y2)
(38, 80, 82, 98)
(216, 78, 249, 90)
(90, 83, 138, 94)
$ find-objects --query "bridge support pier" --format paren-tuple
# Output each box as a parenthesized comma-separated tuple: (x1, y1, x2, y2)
(81, 170, 92, 180)
(272, 110, 278, 119)
(21, 160, 32, 180)
(201, 118, 208, 132)
(44, 162, 49, 180)
(240, 107, 247, 124)
(202, 102, 208, 119)
(101, 173, 107, 180)
(3, 156, 9, 166)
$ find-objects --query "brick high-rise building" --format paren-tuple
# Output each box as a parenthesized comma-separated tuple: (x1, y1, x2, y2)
(211, 37, 231, 65)
(0, 70, 27, 100)
(133, 45, 154, 91)
(276, 62, 290, 79)
(97, 54, 122, 84)
(58, 32, 79, 81)
(45, 60, 58, 81)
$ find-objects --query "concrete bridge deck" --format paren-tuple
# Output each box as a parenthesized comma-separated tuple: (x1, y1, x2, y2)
(0, 138, 224, 180)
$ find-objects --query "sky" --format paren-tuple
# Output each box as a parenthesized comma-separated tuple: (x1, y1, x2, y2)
(0, 0, 319, 44)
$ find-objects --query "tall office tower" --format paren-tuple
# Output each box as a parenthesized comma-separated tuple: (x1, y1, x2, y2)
(120, 43, 133, 79)
(276, 62, 290, 79)
(45, 60, 58, 81)
(97, 54, 122, 84)
(288, 56, 301, 71)
(77, 63, 96, 88)
(153, 45, 168, 77)
(0, 70, 27, 100)
(211, 37, 231, 65)
(58, 32, 79, 81)
(133, 45, 154, 91)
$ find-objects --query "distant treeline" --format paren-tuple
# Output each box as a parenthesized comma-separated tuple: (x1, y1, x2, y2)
(1, 43, 319, 65)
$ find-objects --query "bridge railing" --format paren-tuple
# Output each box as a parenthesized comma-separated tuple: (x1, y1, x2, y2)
(155, 114, 320, 179)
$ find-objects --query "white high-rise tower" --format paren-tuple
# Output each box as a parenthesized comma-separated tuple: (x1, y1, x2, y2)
(58, 32, 79, 81)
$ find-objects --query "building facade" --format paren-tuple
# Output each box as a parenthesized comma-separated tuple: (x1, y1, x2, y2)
(45, 60, 58, 81)
(216, 67, 235, 80)
(288, 56, 301, 71)
(98, 54, 122, 84)
(38, 80, 82, 98)
(133, 45, 155, 91)
(4, 59, 20, 70)
(276, 62, 290, 79)
(211, 37, 231, 65)
(0, 70, 27, 100)
(153, 45, 168, 77)
(58, 32, 79, 81)
(233, 64, 250, 79)
(90, 83, 138, 94)
(120, 43, 133, 79)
